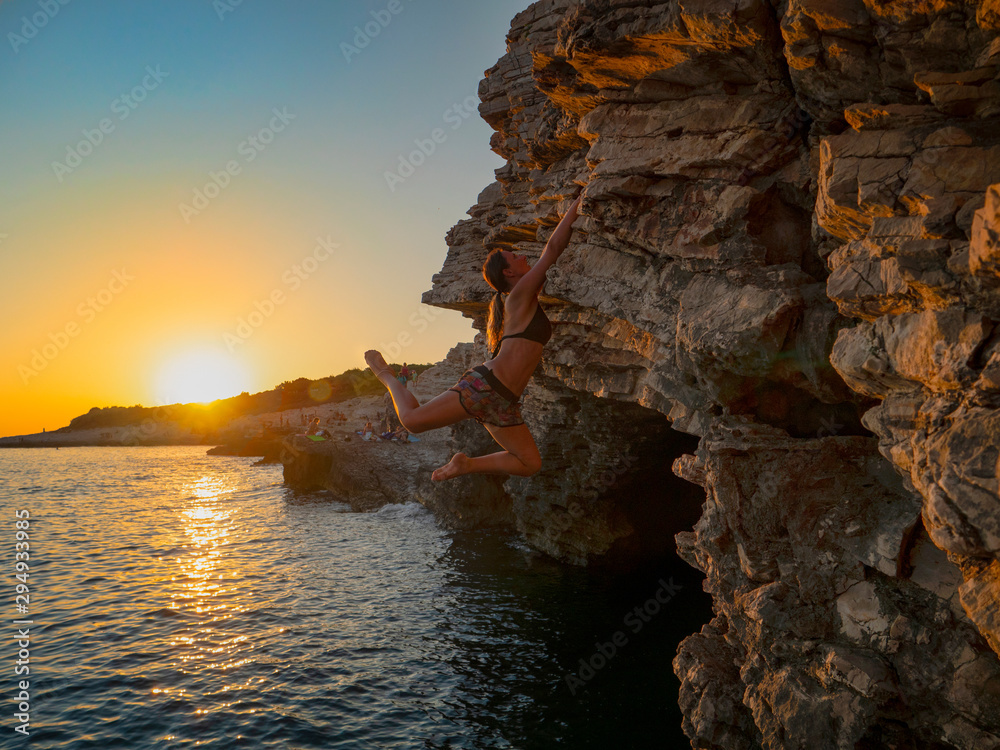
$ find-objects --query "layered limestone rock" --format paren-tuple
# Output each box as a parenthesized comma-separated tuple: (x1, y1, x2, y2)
(674, 420, 1000, 749)
(423, 0, 1000, 746)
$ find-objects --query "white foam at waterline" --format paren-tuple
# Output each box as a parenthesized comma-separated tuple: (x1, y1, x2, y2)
(375, 502, 435, 522)
(506, 538, 536, 555)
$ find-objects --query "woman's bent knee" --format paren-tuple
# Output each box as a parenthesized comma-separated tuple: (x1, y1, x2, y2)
(400, 415, 428, 434)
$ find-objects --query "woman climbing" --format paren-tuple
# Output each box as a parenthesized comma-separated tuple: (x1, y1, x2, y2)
(364, 192, 583, 481)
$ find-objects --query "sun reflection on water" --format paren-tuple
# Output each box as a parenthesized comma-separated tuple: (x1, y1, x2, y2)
(166, 474, 254, 677)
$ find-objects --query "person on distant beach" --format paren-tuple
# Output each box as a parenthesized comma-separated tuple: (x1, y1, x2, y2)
(383, 392, 399, 431)
(307, 417, 331, 438)
(365, 192, 582, 481)
(399, 363, 411, 386)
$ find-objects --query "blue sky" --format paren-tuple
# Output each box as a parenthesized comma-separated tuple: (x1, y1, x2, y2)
(0, 0, 529, 434)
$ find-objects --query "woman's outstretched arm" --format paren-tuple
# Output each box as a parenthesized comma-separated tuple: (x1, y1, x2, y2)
(541, 193, 582, 261)
(510, 194, 582, 302)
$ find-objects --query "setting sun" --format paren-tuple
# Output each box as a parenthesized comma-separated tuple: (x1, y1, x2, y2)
(154, 348, 252, 405)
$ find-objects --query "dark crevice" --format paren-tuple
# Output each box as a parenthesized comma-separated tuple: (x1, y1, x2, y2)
(969, 318, 999, 371)
(746, 184, 826, 279)
(727, 379, 873, 439)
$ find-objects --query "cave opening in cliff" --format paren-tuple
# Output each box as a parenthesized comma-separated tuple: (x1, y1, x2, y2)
(597, 416, 707, 572)
(576, 404, 716, 678)
(518, 378, 714, 583)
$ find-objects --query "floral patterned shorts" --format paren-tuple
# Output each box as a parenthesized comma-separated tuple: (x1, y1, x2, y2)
(448, 365, 524, 428)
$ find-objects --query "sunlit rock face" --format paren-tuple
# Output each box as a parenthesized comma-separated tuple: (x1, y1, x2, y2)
(425, 0, 1000, 746)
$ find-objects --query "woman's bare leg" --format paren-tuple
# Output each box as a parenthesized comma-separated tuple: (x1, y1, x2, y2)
(365, 349, 467, 433)
(432, 423, 541, 481)
(366, 350, 418, 409)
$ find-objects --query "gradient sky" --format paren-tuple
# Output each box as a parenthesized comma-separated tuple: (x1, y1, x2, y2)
(0, 0, 528, 437)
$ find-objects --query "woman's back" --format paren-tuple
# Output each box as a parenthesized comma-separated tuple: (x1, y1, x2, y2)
(487, 298, 549, 397)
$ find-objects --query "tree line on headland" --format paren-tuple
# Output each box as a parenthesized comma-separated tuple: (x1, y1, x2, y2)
(63, 363, 432, 434)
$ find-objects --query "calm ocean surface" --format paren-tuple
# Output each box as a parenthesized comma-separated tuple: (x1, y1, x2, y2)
(0, 446, 708, 749)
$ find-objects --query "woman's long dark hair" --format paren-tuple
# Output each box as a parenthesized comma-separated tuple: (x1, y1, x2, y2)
(482, 250, 510, 357)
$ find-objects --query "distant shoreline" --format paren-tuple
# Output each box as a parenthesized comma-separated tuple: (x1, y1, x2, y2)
(0, 434, 213, 449)
(1, 351, 470, 454)
(0, 441, 213, 449)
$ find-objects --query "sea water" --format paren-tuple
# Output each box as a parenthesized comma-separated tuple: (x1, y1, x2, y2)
(0, 446, 708, 749)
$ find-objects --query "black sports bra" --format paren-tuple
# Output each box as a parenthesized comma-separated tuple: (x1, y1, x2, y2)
(492, 304, 552, 359)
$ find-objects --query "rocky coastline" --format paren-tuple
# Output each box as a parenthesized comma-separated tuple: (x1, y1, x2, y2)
(0, 426, 207, 449)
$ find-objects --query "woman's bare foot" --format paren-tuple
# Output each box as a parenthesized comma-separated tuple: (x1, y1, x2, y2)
(432, 452, 470, 481)
(364, 350, 394, 384)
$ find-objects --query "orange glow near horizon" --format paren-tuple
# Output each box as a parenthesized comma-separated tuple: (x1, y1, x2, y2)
(154, 348, 253, 406)
(0, 2, 528, 439)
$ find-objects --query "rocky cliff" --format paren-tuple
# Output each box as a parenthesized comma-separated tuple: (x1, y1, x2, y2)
(422, 1, 1000, 747)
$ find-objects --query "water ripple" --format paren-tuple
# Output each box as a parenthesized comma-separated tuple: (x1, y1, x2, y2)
(0, 446, 704, 749)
